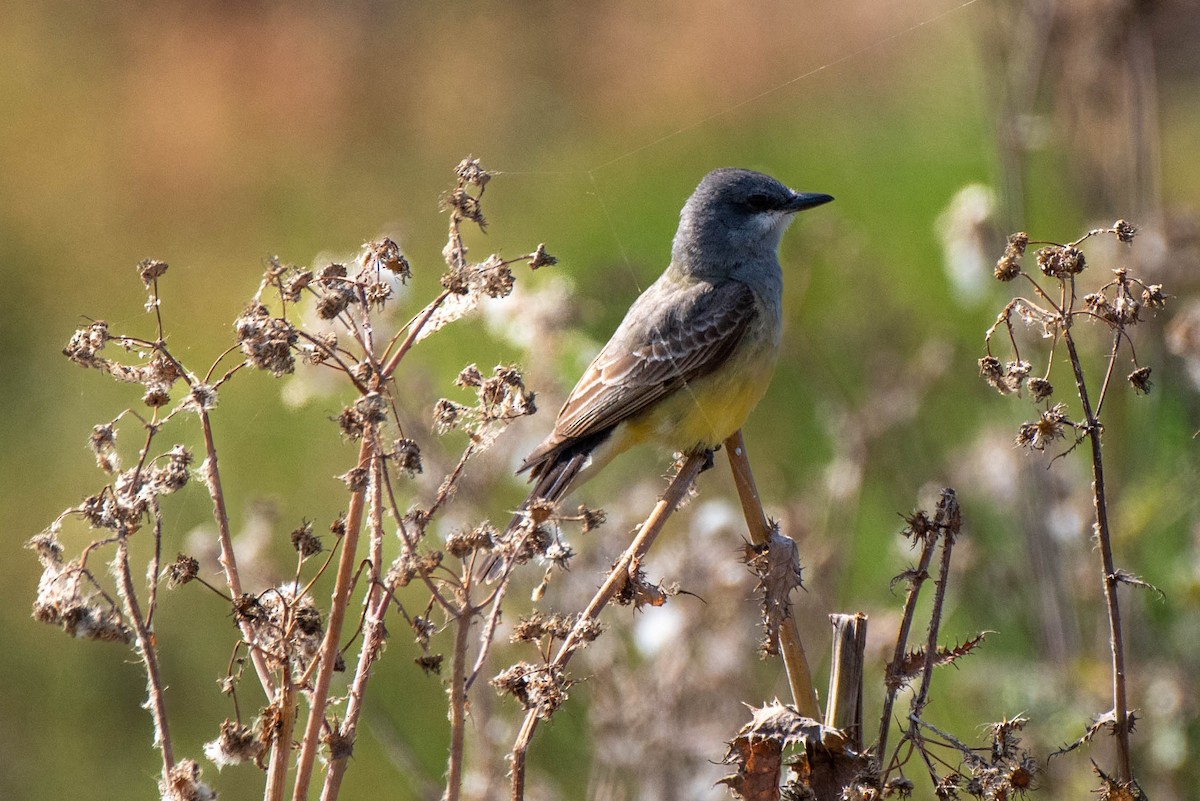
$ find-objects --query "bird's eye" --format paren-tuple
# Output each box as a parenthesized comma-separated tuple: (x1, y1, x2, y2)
(745, 193, 773, 212)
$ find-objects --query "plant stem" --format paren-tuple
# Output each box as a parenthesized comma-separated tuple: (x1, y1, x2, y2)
(445, 603, 474, 801)
(114, 536, 175, 782)
(1063, 330, 1132, 781)
(291, 436, 373, 801)
(320, 455, 389, 801)
(509, 452, 706, 800)
(723, 430, 822, 720)
(199, 410, 276, 697)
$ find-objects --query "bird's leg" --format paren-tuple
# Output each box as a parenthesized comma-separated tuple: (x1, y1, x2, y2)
(698, 445, 720, 473)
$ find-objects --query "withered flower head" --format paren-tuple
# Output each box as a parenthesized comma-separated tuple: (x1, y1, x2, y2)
(1006, 231, 1029, 258)
(338, 466, 369, 491)
(1141, 284, 1167, 310)
(415, 654, 444, 675)
(183, 383, 218, 413)
(1113, 219, 1137, 243)
(283, 269, 314, 302)
(234, 304, 298, 376)
(1015, 403, 1069, 451)
(1128, 366, 1152, 394)
(1027, 377, 1054, 402)
(138, 259, 169, 286)
(441, 187, 487, 229)
(456, 364, 483, 388)
(203, 719, 263, 769)
(143, 386, 171, 408)
(433, 398, 463, 434)
(165, 554, 200, 588)
(528, 243, 558, 270)
(366, 238, 411, 281)
(318, 263, 348, 284)
(455, 157, 492, 189)
(290, 521, 322, 557)
(391, 438, 422, 476)
(578, 505, 606, 533)
(1036, 245, 1086, 279)
(64, 321, 110, 367)
(316, 287, 356, 320)
(994, 253, 1020, 282)
(445, 522, 494, 559)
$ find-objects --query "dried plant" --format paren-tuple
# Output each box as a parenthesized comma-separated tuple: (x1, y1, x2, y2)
(32, 159, 559, 801)
(980, 221, 1161, 797)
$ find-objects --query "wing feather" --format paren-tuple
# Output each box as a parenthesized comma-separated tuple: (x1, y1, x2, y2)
(521, 278, 758, 475)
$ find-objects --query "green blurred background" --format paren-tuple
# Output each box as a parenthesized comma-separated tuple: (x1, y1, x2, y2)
(3, 1, 1199, 799)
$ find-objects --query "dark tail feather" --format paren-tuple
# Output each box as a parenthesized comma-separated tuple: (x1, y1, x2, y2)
(479, 430, 611, 583)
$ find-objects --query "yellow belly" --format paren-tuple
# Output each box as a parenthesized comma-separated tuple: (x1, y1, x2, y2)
(623, 340, 779, 452)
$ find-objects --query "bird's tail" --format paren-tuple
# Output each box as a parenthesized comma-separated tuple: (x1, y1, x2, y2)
(478, 435, 603, 583)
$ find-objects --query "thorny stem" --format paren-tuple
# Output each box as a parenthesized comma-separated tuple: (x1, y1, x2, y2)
(114, 536, 175, 782)
(910, 520, 957, 719)
(723, 430, 822, 720)
(291, 436, 374, 801)
(877, 490, 954, 764)
(199, 410, 275, 697)
(509, 452, 707, 801)
(1063, 327, 1132, 782)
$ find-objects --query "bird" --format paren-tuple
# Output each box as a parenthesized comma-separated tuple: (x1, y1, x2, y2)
(494, 168, 832, 575)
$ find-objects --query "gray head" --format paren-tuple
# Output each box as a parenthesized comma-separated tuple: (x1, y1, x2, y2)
(671, 168, 832, 277)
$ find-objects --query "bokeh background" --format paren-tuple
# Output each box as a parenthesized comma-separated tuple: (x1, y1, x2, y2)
(2, 1, 1199, 799)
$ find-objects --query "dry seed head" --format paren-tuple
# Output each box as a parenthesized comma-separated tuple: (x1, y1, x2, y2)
(290, 521, 322, 557)
(366, 238, 410, 281)
(994, 253, 1020, 282)
(203, 719, 263, 769)
(1113, 219, 1137, 243)
(64, 321, 111, 367)
(1128, 366, 1152, 394)
(138, 259, 169, 286)
(415, 654, 443, 675)
(1036, 245, 1086, 278)
(339, 466, 369, 491)
(165, 553, 200, 588)
(391, 438, 422, 476)
(1112, 294, 1141, 325)
(283, 269, 314, 302)
(1028, 377, 1054, 401)
(456, 363, 483, 387)
(1142, 284, 1167, 310)
(235, 305, 298, 376)
(455, 157, 492, 188)
(1015, 403, 1069, 451)
(528, 243, 557, 270)
(1006, 231, 1029, 258)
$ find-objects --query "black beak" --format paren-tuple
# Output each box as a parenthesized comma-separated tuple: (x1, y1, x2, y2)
(785, 191, 834, 212)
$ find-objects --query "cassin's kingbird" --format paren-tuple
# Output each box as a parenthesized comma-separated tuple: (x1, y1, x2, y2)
(508, 168, 831, 551)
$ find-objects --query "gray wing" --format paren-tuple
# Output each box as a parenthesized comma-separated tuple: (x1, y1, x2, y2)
(520, 277, 759, 475)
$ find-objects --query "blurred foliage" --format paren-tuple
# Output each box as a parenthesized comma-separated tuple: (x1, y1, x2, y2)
(3, 1, 1199, 800)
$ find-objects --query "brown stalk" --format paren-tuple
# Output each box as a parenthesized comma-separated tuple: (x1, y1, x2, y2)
(291, 436, 373, 801)
(320, 455, 390, 801)
(723, 429, 822, 720)
(1063, 325, 1132, 781)
(509, 451, 707, 800)
(877, 496, 947, 762)
(445, 599, 475, 801)
(199, 409, 277, 697)
(114, 535, 175, 782)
